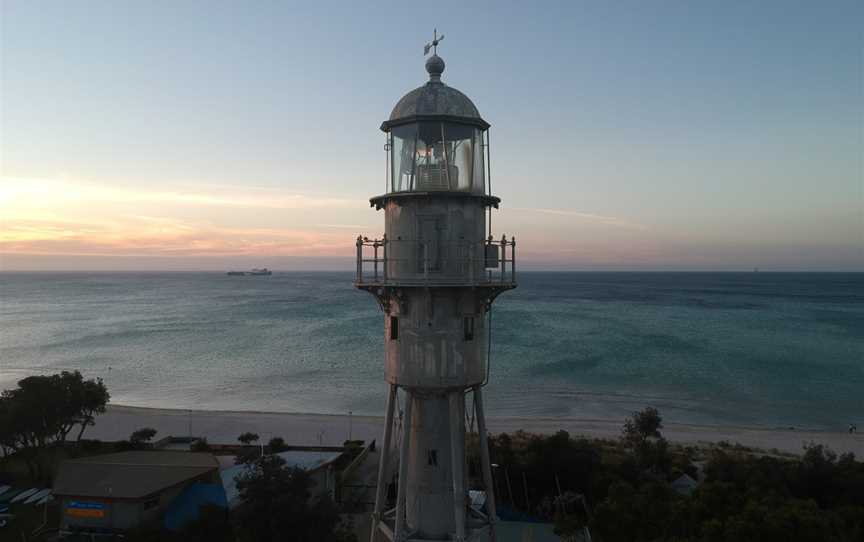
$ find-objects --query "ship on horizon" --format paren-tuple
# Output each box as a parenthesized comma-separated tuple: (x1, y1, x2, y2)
(226, 268, 272, 276)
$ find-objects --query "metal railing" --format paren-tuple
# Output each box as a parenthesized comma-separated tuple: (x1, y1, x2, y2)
(355, 234, 516, 287)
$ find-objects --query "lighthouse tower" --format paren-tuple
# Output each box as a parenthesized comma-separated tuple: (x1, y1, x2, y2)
(356, 33, 516, 542)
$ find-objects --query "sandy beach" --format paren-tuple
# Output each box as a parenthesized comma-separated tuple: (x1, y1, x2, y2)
(88, 404, 864, 457)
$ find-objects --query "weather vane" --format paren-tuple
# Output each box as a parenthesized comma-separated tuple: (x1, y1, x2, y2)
(423, 28, 444, 56)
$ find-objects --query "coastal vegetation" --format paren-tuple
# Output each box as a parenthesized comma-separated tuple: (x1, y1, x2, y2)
(0, 374, 364, 541)
(2, 372, 862, 541)
(482, 408, 864, 542)
(231, 453, 356, 542)
(190, 437, 211, 452)
(237, 432, 259, 445)
(120, 454, 358, 542)
(268, 436, 288, 452)
(0, 371, 109, 481)
(129, 427, 158, 447)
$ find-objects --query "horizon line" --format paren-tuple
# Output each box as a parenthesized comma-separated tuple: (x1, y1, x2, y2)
(1, 268, 861, 274)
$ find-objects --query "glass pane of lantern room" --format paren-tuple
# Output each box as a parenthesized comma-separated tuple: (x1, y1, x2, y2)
(474, 129, 486, 194)
(391, 124, 418, 193)
(389, 123, 485, 194)
(445, 123, 483, 194)
(415, 122, 450, 191)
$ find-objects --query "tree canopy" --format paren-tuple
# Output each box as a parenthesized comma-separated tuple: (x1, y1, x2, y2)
(268, 436, 287, 453)
(130, 427, 158, 446)
(536, 409, 864, 542)
(237, 432, 259, 445)
(232, 454, 354, 542)
(0, 371, 109, 479)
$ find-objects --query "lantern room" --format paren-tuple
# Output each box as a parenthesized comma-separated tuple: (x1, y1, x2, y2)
(381, 53, 490, 196)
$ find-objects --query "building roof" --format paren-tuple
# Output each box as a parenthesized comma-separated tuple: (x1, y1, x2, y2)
(275, 450, 342, 472)
(53, 451, 218, 499)
(381, 54, 489, 131)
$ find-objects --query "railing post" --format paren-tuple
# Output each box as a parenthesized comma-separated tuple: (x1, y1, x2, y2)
(487, 235, 493, 283)
(511, 236, 516, 283)
(500, 234, 506, 283)
(356, 236, 363, 282)
(382, 234, 388, 283)
(373, 241, 379, 283)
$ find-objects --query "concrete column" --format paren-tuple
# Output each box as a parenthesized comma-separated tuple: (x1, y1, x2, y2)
(449, 391, 467, 541)
(474, 386, 498, 538)
(405, 394, 454, 537)
(370, 384, 397, 542)
(394, 390, 413, 541)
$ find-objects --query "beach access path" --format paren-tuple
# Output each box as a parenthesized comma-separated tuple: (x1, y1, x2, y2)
(87, 405, 864, 457)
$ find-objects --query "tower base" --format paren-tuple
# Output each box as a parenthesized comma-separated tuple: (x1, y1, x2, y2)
(370, 384, 498, 542)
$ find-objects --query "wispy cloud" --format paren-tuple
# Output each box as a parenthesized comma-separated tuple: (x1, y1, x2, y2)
(0, 175, 651, 263)
(315, 223, 377, 230)
(510, 207, 647, 230)
(0, 176, 361, 211)
(0, 176, 360, 258)
(0, 217, 353, 257)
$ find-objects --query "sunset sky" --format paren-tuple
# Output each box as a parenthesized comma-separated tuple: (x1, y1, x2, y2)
(1, 0, 861, 271)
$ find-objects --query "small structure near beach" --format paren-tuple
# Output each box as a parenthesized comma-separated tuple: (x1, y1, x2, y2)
(53, 451, 220, 536)
(219, 450, 343, 509)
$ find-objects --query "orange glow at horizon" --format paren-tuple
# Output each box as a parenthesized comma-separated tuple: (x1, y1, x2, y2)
(0, 176, 362, 258)
(5, 175, 851, 272)
(1, 175, 655, 265)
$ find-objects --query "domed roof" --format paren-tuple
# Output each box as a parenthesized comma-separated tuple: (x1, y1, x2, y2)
(381, 54, 489, 131)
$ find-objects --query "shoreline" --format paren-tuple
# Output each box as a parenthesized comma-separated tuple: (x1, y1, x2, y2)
(89, 404, 864, 456)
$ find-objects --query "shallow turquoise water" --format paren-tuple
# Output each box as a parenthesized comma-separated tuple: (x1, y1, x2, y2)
(1, 272, 861, 430)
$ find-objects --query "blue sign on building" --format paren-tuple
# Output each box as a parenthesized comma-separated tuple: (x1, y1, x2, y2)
(67, 501, 106, 518)
(68, 501, 105, 510)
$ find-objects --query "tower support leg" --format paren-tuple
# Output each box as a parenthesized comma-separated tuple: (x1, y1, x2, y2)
(394, 389, 413, 541)
(474, 386, 498, 539)
(370, 384, 397, 542)
(449, 391, 467, 541)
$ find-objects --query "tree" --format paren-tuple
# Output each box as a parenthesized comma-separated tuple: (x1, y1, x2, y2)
(1, 371, 109, 445)
(622, 407, 670, 476)
(70, 373, 110, 442)
(268, 436, 287, 453)
(553, 491, 589, 540)
(0, 388, 54, 480)
(130, 427, 158, 446)
(191, 438, 210, 452)
(233, 454, 352, 542)
(238, 432, 259, 445)
(178, 503, 234, 542)
(0, 371, 107, 480)
(590, 481, 639, 541)
(622, 407, 663, 449)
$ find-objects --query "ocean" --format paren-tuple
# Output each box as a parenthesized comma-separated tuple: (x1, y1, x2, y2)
(1, 272, 861, 431)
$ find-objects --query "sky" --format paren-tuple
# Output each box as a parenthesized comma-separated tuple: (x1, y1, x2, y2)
(1, 0, 861, 271)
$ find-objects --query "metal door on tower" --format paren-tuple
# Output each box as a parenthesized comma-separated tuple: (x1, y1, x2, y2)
(417, 216, 444, 273)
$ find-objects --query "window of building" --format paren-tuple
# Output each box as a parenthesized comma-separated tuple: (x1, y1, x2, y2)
(427, 449, 438, 467)
(390, 316, 398, 340)
(463, 316, 475, 341)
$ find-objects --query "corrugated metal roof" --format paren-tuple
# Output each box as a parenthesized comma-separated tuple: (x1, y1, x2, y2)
(53, 451, 218, 499)
(275, 451, 341, 472)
